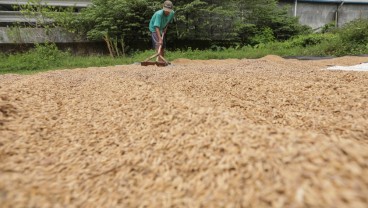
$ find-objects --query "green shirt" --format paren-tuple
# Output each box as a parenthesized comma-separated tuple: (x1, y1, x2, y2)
(149, 9, 175, 33)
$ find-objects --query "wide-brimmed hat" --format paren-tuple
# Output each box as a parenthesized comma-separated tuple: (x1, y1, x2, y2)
(163, 1, 173, 12)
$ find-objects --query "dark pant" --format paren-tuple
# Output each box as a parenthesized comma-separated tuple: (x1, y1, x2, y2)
(151, 32, 166, 50)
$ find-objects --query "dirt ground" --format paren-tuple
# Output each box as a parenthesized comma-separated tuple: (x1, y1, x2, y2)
(1, 55, 368, 207)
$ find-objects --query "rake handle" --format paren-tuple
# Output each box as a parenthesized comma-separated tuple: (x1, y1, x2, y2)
(157, 28, 167, 55)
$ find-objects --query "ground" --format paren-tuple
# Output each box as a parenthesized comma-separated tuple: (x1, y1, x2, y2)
(0, 55, 368, 207)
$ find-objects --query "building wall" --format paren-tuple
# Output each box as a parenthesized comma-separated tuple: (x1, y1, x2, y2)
(338, 4, 368, 25)
(284, 1, 368, 30)
(0, 27, 84, 44)
(0, 0, 90, 44)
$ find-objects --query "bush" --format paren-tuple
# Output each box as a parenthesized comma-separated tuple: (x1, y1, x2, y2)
(339, 19, 368, 45)
(336, 19, 368, 55)
(33, 43, 70, 62)
(251, 27, 275, 45)
(0, 43, 71, 72)
(286, 33, 331, 48)
(321, 22, 336, 34)
(279, 20, 368, 56)
(236, 23, 258, 45)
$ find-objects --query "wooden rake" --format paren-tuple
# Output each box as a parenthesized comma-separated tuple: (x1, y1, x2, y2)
(141, 29, 169, 67)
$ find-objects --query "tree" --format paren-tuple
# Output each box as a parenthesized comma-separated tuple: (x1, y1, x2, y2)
(53, 0, 157, 57)
(233, 0, 311, 45)
(171, 0, 237, 41)
(50, 0, 311, 53)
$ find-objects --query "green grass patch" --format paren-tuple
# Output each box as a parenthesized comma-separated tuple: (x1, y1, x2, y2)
(2, 20, 368, 75)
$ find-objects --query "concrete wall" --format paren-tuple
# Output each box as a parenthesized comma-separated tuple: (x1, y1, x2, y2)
(295, 3, 337, 29)
(0, 0, 91, 8)
(338, 4, 368, 25)
(0, 27, 84, 44)
(0, 1, 90, 45)
(285, 2, 368, 30)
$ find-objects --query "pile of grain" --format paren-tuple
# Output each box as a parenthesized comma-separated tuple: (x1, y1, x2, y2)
(1, 56, 367, 207)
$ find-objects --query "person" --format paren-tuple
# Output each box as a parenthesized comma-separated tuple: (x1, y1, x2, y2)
(149, 1, 175, 63)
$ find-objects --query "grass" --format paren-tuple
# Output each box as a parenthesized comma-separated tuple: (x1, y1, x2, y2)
(0, 47, 327, 75)
(2, 19, 368, 74)
(0, 47, 262, 74)
(1, 32, 368, 75)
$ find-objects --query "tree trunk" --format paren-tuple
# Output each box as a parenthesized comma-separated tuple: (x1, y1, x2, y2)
(104, 34, 114, 57)
(113, 37, 120, 57)
(120, 36, 125, 57)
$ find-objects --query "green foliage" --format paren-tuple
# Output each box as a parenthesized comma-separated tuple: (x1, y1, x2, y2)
(269, 7, 312, 40)
(3, 23, 368, 74)
(33, 43, 70, 61)
(321, 22, 336, 34)
(51, 0, 157, 57)
(173, 0, 237, 40)
(251, 27, 275, 45)
(235, 23, 258, 45)
(266, 20, 368, 56)
(47, 0, 309, 50)
(335, 19, 368, 55)
(0, 43, 70, 72)
(12, 0, 59, 28)
(234, 0, 311, 45)
(4, 0, 368, 73)
(285, 33, 332, 48)
(5, 26, 23, 43)
(339, 19, 368, 44)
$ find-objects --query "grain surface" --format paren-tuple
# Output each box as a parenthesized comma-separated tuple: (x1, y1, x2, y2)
(1, 56, 368, 207)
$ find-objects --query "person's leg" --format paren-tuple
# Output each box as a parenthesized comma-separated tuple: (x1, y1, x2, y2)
(152, 32, 167, 63)
(152, 32, 160, 51)
(152, 32, 163, 62)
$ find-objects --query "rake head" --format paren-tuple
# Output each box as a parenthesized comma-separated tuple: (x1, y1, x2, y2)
(141, 61, 169, 67)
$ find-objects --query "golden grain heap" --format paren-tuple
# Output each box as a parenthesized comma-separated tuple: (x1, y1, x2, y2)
(1, 56, 368, 207)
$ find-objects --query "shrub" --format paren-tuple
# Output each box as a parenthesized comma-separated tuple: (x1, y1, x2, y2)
(251, 27, 275, 45)
(336, 19, 368, 55)
(0, 43, 71, 72)
(321, 22, 336, 34)
(285, 33, 333, 48)
(33, 43, 69, 61)
(339, 19, 368, 45)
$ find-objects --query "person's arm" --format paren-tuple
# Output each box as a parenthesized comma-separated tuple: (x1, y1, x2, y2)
(155, 27, 163, 45)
